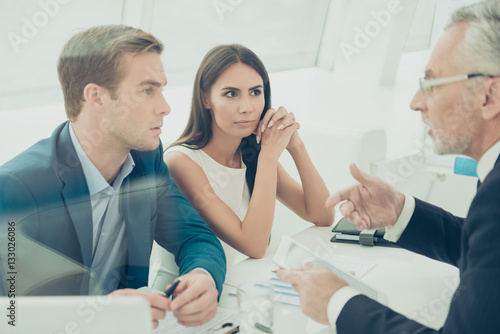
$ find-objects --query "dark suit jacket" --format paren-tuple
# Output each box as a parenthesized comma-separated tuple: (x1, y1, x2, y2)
(337, 154, 500, 333)
(0, 122, 226, 295)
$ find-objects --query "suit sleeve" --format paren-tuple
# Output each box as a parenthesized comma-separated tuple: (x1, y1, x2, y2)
(397, 198, 464, 266)
(152, 154, 226, 295)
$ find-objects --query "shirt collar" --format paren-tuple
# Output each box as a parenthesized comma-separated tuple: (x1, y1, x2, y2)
(69, 123, 135, 195)
(476, 139, 500, 182)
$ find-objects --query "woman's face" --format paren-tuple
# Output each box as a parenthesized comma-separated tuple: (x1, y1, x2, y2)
(204, 62, 265, 139)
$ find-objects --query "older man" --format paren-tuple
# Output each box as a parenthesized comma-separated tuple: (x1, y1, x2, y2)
(278, 1, 500, 333)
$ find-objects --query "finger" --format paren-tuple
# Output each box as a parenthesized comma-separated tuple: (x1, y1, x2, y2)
(276, 269, 305, 290)
(148, 292, 170, 311)
(173, 288, 218, 325)
(268, 106, 288, 128)
(300, 262, 317, 271)
(170, 275, 211, 311)
(277, 114, 296, 130)
(339, 200, 355, 216)
(338, 193, 373, 230)
(255, 122, 263, 144)
(339, 202, 362, 226)
(281, 121, 300, 135)
(325, 195, 335, 208)
(254, 120, 266, 144)
(253, 120, 261, 136)
(173, 285, 217, 317)
(327, 164, 374, 208)
(346, 210, 368, 230)
(259, 120, 266, 137)
(276, 268, 293, 283)
(326, 186, 354, 208)
(349, 163, 374, 186)
(169, 280, 192, 311)
(176, 303, 218, 327)
(151, 305, 167, 322)
(339, 205, 360, 227)
(260, 108, 277, 132)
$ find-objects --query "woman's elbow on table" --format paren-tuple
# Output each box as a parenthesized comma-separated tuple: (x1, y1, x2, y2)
(244, 244, 267, 259)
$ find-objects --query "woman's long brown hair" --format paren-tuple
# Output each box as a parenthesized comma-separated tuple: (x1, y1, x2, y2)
(168, 44, 271, 195)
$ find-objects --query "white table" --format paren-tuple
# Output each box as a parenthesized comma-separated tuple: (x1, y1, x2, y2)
(219, 225, 459, 333)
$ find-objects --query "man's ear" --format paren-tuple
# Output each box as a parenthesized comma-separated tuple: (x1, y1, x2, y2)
(481, 79, 500, 121)
(201, 92, 211, 109)
(83, 83, 106, 112)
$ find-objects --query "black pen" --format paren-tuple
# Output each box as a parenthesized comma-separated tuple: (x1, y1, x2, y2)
(164, 279, 181, 299)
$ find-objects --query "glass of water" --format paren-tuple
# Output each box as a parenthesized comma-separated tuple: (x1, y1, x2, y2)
(236, 282, 274, 333)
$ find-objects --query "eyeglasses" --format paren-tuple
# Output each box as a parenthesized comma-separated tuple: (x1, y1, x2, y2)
(419, 73, 494, 96)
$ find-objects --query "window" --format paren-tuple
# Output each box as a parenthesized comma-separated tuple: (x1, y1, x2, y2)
(0, 0, 123, 112)
(150, 0, 330, 85)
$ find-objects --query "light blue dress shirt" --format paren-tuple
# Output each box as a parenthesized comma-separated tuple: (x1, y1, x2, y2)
(69, 124, 135, 294)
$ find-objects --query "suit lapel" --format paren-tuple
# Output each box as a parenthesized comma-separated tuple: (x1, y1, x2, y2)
(56, 123, 93, 269)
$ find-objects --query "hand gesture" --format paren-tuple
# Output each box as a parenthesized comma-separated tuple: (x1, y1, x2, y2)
(326, 163, 405, 230)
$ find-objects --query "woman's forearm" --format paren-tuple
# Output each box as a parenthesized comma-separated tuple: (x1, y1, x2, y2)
(238, 152, 279, 258)
(287, 141, 334, 225)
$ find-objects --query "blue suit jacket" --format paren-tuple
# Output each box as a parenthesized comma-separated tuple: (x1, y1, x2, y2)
(0, 122, 226, 295)
(336, 154, 500, 333)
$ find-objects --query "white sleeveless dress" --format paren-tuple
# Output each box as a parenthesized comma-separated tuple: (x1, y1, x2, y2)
(148, 145, 250, 289)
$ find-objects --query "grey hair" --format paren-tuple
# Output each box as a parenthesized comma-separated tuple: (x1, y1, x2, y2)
(447, 0, 500, 76)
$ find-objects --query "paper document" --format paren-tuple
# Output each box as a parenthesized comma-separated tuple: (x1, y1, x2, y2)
(266, 275, 301, 306)
(228, 268, 301, 306)
(229, 253, 377, 308)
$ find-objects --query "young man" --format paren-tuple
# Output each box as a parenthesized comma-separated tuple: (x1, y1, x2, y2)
(278, 1, 500, 333)
(0, 25, 226, 328)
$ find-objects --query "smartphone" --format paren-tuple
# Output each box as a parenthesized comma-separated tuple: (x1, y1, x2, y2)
(273, 236, 387, 304)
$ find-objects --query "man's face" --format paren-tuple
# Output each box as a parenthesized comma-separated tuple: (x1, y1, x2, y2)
(410, 22, 482, 157)
(102, 52, 170, 152)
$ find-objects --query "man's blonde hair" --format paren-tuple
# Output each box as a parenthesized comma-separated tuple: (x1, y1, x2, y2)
(57, 25, 163, 121)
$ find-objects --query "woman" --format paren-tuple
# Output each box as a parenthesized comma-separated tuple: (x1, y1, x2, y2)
(149, 44, 333, 286)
